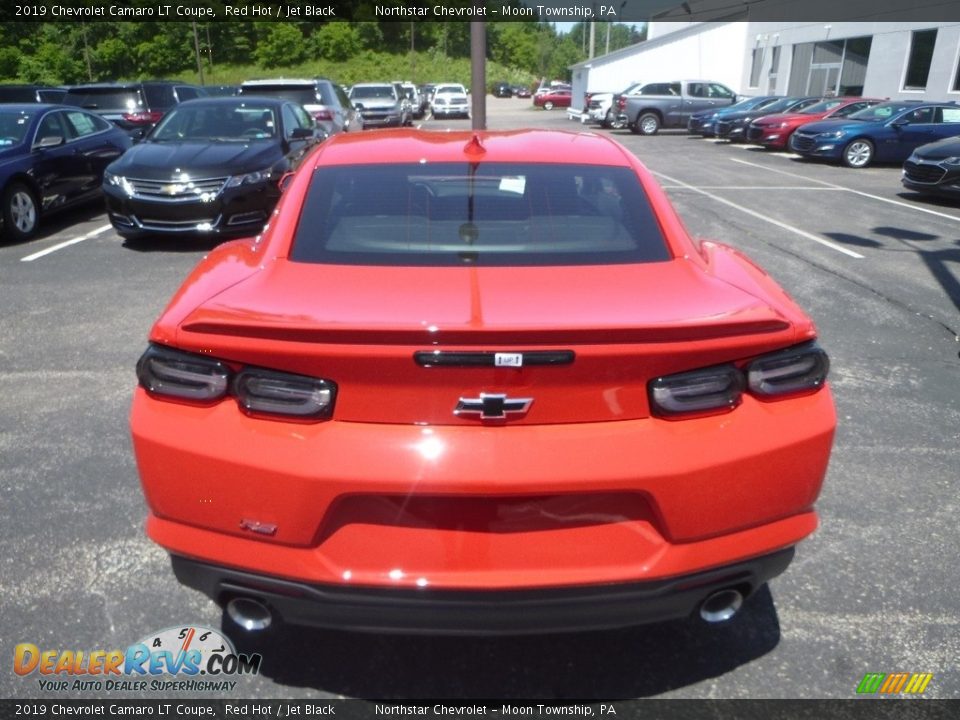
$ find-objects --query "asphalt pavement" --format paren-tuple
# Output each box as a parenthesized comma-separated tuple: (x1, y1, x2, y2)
(1, 97, 957, 700)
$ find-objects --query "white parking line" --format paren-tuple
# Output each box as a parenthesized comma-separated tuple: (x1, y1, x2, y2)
(729, 157, 960, 223)
(653, 170, 865, 259)
(20, 224, 114, 263)
(659, 186, 831, 191)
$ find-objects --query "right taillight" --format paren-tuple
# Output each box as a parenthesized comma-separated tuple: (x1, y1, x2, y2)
(649, 342, 829, 418)
(746, 342, 829, 398)
(123, 110, 164, 125)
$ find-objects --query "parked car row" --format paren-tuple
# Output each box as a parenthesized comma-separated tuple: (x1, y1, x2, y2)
(579, 83, 960, 203)
(491, 82, 533, 98)
(0, 74, 476, 243)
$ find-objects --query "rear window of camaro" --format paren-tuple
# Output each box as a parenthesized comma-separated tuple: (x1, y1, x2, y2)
(290, 163, 672, 266)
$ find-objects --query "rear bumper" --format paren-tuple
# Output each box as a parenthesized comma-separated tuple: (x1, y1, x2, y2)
(172, 547, 796, 635)
(133, 385, 833, 592)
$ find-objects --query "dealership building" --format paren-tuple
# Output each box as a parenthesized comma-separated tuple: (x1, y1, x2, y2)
(569, 19, 960, 109)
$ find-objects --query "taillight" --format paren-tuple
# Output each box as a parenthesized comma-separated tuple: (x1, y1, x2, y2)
(136, 344, 337, 421)
(312, 109, 334, 121)
(617, 97, 626, 110)
(649, 365, 744, 418)
(746, 342, 829, 397)
(648, 342, 829, 418)
(234, 369, 335, 419)
(136, 345, 229, 403)
(123, 110, 164, 125)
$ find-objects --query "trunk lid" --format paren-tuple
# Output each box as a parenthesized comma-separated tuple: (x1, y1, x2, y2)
(177, 259, 795, 425)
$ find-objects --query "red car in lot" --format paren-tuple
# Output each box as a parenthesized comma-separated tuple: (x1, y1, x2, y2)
(131, 129, 835, 635)
(746, 97, 883, 150)
(533, 88, 572, 110)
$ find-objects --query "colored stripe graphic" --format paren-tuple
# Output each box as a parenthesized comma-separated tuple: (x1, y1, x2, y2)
(857, 673, 885, 694)
(880, 673, 909, 694)
(856, 672, 932, 694)
(904, 673, 934, 694)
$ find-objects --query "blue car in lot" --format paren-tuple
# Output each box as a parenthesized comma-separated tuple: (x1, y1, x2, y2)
(789, 101, 960, 168)
(0, 104, 131, 241)
(688, 95, 780, 136)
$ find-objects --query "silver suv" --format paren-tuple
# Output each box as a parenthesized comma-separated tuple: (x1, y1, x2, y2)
(349, 83, 410, 129)
(239, 78, 361, 135)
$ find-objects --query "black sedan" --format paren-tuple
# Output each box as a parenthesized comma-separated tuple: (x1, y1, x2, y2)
(0, 104, 131, 242)
(102, 97, 323, 239)
(902, 135, 960, 199)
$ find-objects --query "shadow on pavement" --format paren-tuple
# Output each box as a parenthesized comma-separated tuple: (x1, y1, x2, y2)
(227, 585, 782, 699)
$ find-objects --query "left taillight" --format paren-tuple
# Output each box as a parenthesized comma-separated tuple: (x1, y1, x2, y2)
(311, 109, 334, 122)
(136, 345, 229, 403)
(136, 344, 337, 421)
(648, 342, 829, 419)
(234, 369, 335, 420)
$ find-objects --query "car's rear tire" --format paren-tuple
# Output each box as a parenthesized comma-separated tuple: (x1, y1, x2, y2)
(636, 112, 660, 136)
(543, 101, 554, 111)
(2, 182, 39, 242)
(842, 139, 874, 168)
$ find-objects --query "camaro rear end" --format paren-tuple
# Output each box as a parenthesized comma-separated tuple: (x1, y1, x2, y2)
(130, 129, 835, 635)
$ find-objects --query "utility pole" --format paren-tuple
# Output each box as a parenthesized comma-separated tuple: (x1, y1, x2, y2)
(470, 18, 486, 129)
(192, 22, 205, 86)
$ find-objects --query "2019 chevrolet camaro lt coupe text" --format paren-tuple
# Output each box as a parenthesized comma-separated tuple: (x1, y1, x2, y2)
(103, 97, 323, 239)
(130, 130, 836, 635)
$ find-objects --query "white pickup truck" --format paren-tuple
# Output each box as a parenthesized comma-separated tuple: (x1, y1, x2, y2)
(584, 82, 643, 128)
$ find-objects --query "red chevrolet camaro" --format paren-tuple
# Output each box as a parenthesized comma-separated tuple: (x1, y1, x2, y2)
(746, 97, 883, 150)
(131, 129, 835, 635)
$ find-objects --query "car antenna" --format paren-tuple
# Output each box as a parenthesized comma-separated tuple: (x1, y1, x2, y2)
(464, 134, 485, 155)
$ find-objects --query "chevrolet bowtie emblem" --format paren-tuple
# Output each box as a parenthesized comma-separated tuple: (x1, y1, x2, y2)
(454, 393, 533, 420)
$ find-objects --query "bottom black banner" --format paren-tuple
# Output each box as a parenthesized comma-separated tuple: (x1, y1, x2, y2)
(1, 700, 959, 720)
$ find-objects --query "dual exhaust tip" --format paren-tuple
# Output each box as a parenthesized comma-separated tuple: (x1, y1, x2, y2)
(225, 587, 745, 633)
(226, 597, 273, 632)
(698, 588, 744, 624)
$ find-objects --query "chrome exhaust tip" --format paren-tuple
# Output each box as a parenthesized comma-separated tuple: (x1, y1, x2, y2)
(226, 597, 273, 632)
(699, 588, 744, 624)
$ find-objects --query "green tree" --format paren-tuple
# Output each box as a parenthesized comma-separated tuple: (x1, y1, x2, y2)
(255, 24, 307, 68)
(489, 23, 539, 72)
(136, 35, 191, 77)
(0, 47, 20, 79)
(18, 42, 84, 84)
(312, 22, 362, 62)
(354, 22, 384, 51)
(93, 37, 129, 81)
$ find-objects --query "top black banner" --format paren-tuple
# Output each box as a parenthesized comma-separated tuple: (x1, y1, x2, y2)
(4, 0, 960, 24)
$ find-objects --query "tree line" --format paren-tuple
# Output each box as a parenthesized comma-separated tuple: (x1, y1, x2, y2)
(0, 18, 643, 85)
